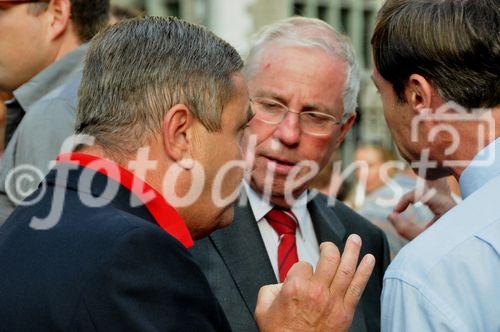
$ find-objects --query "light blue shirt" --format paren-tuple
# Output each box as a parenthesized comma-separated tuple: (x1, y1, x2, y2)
(381, 138, 500, 332)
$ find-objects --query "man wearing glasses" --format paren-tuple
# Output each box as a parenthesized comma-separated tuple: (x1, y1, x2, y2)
(0, 0, 109, 224)
(191, 17, 390, 332)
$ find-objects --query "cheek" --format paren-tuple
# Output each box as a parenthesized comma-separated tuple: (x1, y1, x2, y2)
(247, 119, 276, 146)
(300, 135, 334, 163)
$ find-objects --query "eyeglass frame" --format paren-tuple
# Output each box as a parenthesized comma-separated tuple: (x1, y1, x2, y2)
(249, 96, 342, 136)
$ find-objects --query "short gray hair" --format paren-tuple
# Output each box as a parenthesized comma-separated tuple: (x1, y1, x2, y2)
(245, 17, 360, 120)
(76, 16, 243, 154)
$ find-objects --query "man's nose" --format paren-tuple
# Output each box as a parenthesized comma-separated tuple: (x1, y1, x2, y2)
(273, 111, 301, 146)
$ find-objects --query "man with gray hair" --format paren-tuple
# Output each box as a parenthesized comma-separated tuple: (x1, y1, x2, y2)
(192, 17, 390, 332)
(0, 17, 375, 330)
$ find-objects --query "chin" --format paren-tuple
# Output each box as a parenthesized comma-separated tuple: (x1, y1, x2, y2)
(411, 166, 452, 180)
(215, 207, 235, 229)
(196, 206, 235, 239)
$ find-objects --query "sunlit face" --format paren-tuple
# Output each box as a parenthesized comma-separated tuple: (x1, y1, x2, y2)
(371, 68, 414, 162)
(244, 46, 354, 207)
(0, 2, 51, 91)
(371, 68, 451, 180)
(188, 73, 251, 238)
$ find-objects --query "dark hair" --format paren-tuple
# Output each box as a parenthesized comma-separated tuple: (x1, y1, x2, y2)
(76, 17, 244, 154)
(110, 4, 143, 22)
(371, 0, 500, 108)
(71, 0, 110, 42)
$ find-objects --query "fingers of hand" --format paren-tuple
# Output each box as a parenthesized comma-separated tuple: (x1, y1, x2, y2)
(330, 234, 362, 296)
(344, 254, 375, 312)
(394, 191, 416, 213)
(281, 262, 314, 304)
(311, 242, 341, 286)
(388, 212, 407, 235)
(388, 212, 424, 240)
(256, 283, 283, 316)
(285, 261, 313, 281)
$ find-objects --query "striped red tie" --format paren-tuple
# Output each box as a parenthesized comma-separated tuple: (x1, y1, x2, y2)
(266, 208, 299, 282)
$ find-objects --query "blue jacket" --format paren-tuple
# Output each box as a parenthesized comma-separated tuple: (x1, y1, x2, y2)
(0, 164, 231, 331)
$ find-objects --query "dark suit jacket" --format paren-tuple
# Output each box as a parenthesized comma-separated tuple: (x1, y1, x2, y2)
(0, 164, 230, 331)
(191, 192, 390, 332)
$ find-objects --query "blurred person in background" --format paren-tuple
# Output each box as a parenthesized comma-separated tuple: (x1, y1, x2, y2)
(309, 150, 350, 200)
(108, 4, 143, 25)
(348, 144, 434, 257)
(0, 0, 109, 225)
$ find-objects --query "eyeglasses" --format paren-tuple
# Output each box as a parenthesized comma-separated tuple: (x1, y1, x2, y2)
(250, 97, 341, 136)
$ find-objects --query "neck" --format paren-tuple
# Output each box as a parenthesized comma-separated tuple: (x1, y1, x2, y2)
(53, 27, 82, 62)
(77, 145, 167, 195)
(449, 107, 500, 181)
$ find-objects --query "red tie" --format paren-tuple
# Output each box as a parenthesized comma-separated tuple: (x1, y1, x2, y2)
(266, 208, 299, 282)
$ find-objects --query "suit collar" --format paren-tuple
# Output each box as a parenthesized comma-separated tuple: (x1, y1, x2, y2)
(45, 163, 157, 222)
(308, 192, 368, 331)
(207, 192, 349, 314)
(44, 154, 193, 248)
(243, 183, 317, 242)
(209, 197, 277, 314)
(307, 192, 346, 246)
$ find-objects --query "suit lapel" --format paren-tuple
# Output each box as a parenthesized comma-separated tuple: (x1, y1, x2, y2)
(209, 202, 277, 314)
(308, 193, 368, 332)
(308, 194, 346, 249)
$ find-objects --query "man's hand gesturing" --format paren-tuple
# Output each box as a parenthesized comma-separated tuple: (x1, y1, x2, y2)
(255, 234, 375, 332)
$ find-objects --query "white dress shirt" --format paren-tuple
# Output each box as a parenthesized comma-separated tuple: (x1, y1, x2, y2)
(381, 138, 500, 331)
(243, 182, 320, 281)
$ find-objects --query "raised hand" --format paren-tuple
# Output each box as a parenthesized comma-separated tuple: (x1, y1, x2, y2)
(255, 235, 375, 332)
(388, 178, 457, 240)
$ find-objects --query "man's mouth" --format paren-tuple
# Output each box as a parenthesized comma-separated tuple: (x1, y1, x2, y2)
(262, 155, 297, 174)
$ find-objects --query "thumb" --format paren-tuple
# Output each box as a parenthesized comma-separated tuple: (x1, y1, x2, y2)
(255, 284, 283, 316)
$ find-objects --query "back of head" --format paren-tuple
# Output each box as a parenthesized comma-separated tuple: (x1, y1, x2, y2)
(76, 17, 243, 155)
(245, 17, 361, 120)
(69, 0, 110, 42)
(371, 0, 500, 109)
(31, 0, 110, 42)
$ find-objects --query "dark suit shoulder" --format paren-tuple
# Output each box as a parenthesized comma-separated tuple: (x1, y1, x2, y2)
(0, 185, 230, 331)
(77, 225, 230, 331)
(316, 193, 387, 240)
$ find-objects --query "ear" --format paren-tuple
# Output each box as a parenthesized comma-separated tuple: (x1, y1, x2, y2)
(162, 104, 195, 169)
(404, 74, 436, 115)
(46, 0, 72, 41)
(335, 112, 356, 149)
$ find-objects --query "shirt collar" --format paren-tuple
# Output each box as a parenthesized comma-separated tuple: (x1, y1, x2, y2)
(56, 152, 194, 248)
(459, 137, 500, 199)
(243, 181, 310, 234)
(13, 44, 88, 113)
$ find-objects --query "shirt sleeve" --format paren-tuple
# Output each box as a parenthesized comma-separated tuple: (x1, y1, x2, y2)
(381, 277, 460, 332)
